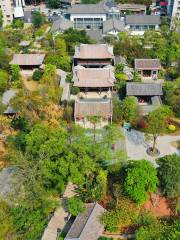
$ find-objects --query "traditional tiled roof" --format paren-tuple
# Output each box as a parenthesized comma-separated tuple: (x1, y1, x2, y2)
(135, 59, 161, 70)
(50, 18, 73, 33)
(75, 99, 112, 118)
(86, 30, 103, 42)
(10, 54, 45, 66)
(19, 40, 31, 47)
(65, 202, 106, 240)
(103, 19, 125, 34)
(118, 3, 146, 11)
(74, 44, 114, 59)
(73, 67, 115, 88)
(126, 15, 160, 25)
(126, 83, 163, 96)
(67, 4, 107, 14)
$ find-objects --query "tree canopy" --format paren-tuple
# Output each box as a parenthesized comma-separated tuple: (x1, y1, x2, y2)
(124, 160, 158, 204)
(157, 154, 180, 198)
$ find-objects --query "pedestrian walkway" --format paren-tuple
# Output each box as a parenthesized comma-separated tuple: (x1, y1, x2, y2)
(124, 129, 180, 165)
(41, 183, 76, 240)
(56, 69, 70, 102)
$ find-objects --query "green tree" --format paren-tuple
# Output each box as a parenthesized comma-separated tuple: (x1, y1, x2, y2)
(101, 196, 138, 232)
(145, 106, 173, 153)
(67, 197, 84, 216)
(157, 154, 180, 198)
(11, 64, 20, 82)
(0, 70, 8, 92)
(12, 19, 24, 29)
(163, 79, 180, 117)
(112, 98, 123, 123)
(87, 116, 101, 142)
(45, 54, 71, 72)
(0, 10, 3, 28)
(0, 200, 16, 240)
(124, 160, 158, 205)
(121, 96, 137, 123)
(47, 0, 61, 8)
(32, 69, 43, 81)
(32, 12, 45, 28)
(135, 219, 180, 240)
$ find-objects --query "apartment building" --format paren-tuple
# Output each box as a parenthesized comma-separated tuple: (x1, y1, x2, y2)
(0, 0, 25, 26)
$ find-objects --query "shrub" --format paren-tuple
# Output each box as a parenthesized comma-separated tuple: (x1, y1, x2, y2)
(0, 70, 8, 93)
(168, 124, 176, 131)
(71, 86, 80, 95)
(65, 73, 73, 83)
(32, 70, 43, 81)
(67, 197, 84, 216)
(11, 117, 29, 132)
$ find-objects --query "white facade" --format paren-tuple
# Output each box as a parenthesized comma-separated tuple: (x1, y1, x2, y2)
(125, 24, 159, 35)
(0, 0, 25, 26)
(171, 0, 180, 18)
(0, 0, 14, 26)
(70, 13, 107, 29)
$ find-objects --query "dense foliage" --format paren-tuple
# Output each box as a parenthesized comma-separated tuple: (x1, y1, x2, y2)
(124, 160, 158, 204)
(157, 154, 180, 198)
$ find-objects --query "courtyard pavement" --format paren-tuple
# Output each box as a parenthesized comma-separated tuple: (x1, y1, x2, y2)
(124, 129, 180, 166)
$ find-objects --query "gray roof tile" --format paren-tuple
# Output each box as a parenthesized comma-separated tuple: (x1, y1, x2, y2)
(67, 4, 107, 14)
(126, 83, 163, 96)
(126, 15, 160, 25)
(65, 202, 106, 240)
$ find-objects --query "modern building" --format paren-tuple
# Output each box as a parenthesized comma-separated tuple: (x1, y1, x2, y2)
(118, 4, 146, 15)
(135, 59, 161, 80)
(66, 4, 108, 29)
(10, 54, 45, 70)
(125, 15, 161, 35)
(65, 202, 106, 240)
(74, 44, 114, 67)
(126, 82, 163, 115)
(0, 0, 25, 26)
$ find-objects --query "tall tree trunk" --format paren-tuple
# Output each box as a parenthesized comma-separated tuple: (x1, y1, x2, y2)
(93, 124, 96, 143)
(152, 135, 157, 153)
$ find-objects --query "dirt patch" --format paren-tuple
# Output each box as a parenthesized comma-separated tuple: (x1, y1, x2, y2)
(23, 78, 40, 91)
(143, 193, 172, 217)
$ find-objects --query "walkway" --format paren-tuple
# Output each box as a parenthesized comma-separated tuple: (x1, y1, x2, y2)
(56, 69, 70, 102)
(41, 183, 76, 240)
(124, 129, 180, 165)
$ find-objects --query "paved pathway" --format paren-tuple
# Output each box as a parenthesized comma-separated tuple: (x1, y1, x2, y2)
(41, 183, 76, 240)
(124, 129, 180, 165)
(56, 69, 70, 102)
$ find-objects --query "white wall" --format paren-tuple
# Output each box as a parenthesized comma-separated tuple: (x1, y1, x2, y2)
(0, 0, 14, 26)
(70, 13, 107, 21)
(171, 0, 180, 18)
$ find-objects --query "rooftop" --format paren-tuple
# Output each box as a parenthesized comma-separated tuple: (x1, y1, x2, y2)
(75, 99, 113, 118)
(65, 202, 106, 240)
(135, 59, 161, 70)
(73, 67, 115, 88)
(126, 15, 160, 25)
(126, 82, 163, 96)
(50, 18, 73, 33)
(10, 54, 45, 66)
(118, 3, 146, 11)
(103, 19, 125, 33)
(19, 40, 31, 47)
(74, 44, 114, 59)
(67, 4, 107, 14)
